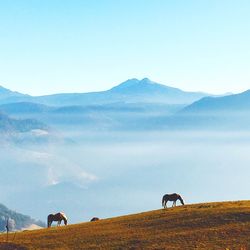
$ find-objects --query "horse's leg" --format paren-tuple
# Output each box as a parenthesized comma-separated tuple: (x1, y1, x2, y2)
(164, 200, 167, 208)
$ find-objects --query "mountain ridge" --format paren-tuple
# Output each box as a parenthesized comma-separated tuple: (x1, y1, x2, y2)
(0, 78, 211, 106)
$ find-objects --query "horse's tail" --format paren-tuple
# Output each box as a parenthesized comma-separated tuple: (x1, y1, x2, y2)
(47, 215, 51, 228)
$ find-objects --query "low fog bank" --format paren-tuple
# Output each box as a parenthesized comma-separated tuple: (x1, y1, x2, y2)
(1, 130, 250, 223)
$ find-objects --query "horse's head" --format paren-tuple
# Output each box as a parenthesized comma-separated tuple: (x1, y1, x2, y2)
(64, 219, 68, 225)
(47, 214, 53, 228)
(63, 216, 68, 225)
(178, 196, 185, 205)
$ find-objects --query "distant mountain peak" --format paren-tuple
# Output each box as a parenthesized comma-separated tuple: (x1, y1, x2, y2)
(127, 77, 156, 85)
(109, 77, 178, 93)
(140, 77, 155, 84)
(110, 78, 159, 90)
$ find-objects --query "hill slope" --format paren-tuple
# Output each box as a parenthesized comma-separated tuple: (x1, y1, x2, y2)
(1, 201, 250, 249)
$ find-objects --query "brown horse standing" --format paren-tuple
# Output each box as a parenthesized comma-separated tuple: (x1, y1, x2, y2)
(162, 193, 184, 208)
(47, 212, 68, 228)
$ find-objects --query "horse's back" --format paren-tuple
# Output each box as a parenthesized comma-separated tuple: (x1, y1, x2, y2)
(163, 193, 179, 200)
(90, 217, 99, 222)
(48, 212, 65, 221)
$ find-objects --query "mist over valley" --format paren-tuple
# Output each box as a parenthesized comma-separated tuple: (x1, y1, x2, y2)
(0, 78, 250, 224)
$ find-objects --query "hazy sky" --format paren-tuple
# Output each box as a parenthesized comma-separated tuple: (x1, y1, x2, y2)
(0, 0, 249, 95)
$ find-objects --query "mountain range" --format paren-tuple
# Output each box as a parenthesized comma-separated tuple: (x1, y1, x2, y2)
(0, 78, 210, 133)
(0, 78, 249, 132)
(0, 78, 209, 106)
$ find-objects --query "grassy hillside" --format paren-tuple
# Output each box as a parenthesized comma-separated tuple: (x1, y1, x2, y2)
(1, 201, 250, 249)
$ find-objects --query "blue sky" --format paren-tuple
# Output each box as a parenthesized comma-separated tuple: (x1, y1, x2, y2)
(0, 0, 249, 95)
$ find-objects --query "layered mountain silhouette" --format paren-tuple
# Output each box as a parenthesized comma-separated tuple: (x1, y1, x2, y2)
(1, 79, 249, 131)
(0, 78, 210, 131)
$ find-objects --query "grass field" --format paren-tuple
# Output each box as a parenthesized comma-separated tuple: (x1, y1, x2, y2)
(1, 201, 250, 249)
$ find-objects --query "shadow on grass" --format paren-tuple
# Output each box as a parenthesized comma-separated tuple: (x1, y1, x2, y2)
(0, 243, 28, 250)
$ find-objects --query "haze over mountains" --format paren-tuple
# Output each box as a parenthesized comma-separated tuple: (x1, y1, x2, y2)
(0, 78, 209, 132)
(0, 112, 47, 133)
(0, 78, 250, 132)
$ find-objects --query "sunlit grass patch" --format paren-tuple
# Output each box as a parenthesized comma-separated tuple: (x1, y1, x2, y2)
(0, 201, 250, 249)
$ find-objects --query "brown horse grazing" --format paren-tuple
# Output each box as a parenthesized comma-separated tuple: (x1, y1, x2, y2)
(162, 193, 184, 208)
(90, 217, 100, 222)
(47, 212, 68, 228)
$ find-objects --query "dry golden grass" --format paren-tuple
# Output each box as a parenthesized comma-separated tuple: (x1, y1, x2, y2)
(1, 201, 250, 249)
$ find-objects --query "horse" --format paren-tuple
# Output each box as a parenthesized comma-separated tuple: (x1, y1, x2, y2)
(90, 217, 100, 222)
(162, 193, 184, 208)
(47, 212, 68, 228)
